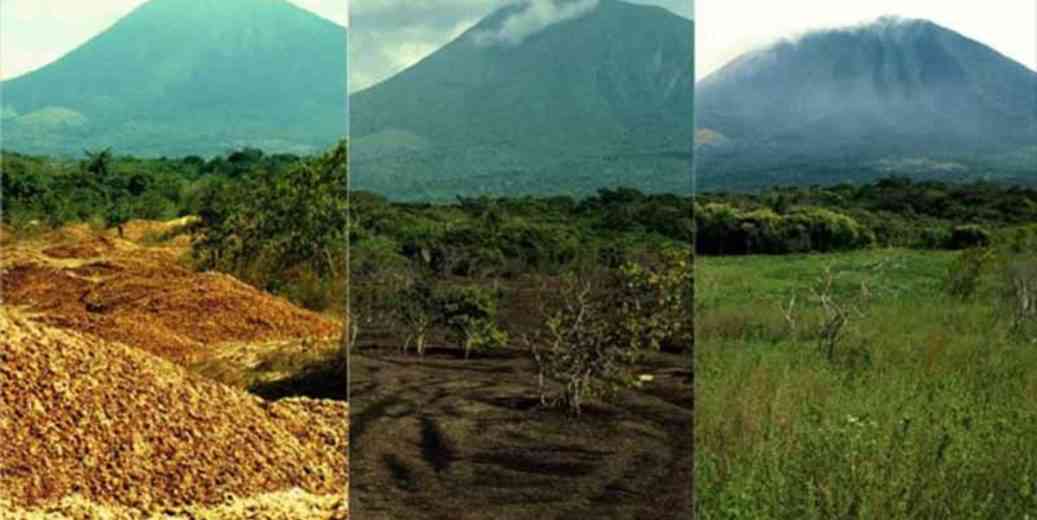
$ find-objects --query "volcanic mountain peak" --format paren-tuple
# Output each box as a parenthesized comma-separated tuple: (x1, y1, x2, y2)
(696, 16, 1037, 189)
(1, 0, 347, 157)
(349, 0, 694, 199)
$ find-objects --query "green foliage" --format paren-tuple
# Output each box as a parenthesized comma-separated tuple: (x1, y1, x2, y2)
(695, 202, 874, 254)
(394, 281, 440, 356)
(527, 273, 641, 416)
(192, 142, 348, 286)
(947, 225, 992, 250)
(1003, 225, 1037, 254)
(945, 247, 995, 300)
(388, 281, 507, 358)
(438, 286, 509, 359)
(350, 236, 409, 276)
(348, 187, 692, 284)
(697, 250, 1037, 518)
(614, 247, 693, 352)
(522, 248, 691, 416)
(697, 178, 1037, 253)
(0, 148, 283, 231)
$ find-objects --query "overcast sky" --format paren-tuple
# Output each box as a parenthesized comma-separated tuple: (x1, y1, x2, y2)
(0, 0, 348, 80)
(697, 1, 1036, 81)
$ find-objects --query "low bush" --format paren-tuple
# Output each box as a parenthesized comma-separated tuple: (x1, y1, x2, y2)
(526, 274, 640, 416)
(947, 225, 992, 250)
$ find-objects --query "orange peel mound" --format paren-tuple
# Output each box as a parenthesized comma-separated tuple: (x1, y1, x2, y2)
(0, 307, 347, 516)
(1, 224, 340, 364)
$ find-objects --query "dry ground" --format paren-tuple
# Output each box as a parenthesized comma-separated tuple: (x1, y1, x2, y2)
(349, 339, 692, 520)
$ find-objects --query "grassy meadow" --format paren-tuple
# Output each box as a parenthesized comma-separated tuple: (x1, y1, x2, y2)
(696, 247, 1037, 518)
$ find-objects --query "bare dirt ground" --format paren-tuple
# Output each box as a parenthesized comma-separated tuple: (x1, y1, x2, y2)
(349, 340, 692, 520)
(0, 221, 348, 519)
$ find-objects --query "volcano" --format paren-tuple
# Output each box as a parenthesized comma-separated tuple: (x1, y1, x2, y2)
(0, 0, 347, 157)
(695, 16, 1037, 190)
(349, 0, 695, 200)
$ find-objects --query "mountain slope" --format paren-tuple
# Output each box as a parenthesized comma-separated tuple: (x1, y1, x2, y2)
(350, 0, 694, 200)
(1, 0, 347, 157)
(695, 16, 1037, 190)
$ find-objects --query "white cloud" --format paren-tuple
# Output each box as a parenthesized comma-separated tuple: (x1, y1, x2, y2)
(697, 0, 1036, 80)
(386, 41, 440, 70)
(471, 0, 599, 47)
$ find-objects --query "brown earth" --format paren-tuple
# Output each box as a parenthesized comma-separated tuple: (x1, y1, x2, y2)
(1, 224, 340, 364)
(349, 342, 693, 520)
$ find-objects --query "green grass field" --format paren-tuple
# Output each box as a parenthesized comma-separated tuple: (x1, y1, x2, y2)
(696, 248, 1037, 519)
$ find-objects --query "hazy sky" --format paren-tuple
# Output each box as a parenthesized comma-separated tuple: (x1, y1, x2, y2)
(0, 0, 348, 80)
(350, 0, 692, 92)
(697, 1, 1036, 81)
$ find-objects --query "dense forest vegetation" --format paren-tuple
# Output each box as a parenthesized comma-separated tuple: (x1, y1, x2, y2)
(696, 178, 1037, 254)
(1, 146, 693, 289)
(8, 146, 1033, 263)
(1, 148, 304, 229)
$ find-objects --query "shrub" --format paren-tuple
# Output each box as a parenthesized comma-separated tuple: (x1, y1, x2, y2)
(945, 247, 995, 300)
(999, 256, 1037, 339)
(811, 266, 856, 363)
(1003, 226, 1037, 254)
(947, 225, 992, 250)
(695, 203, 873, 255)
(438, 285, 508, 358)
(394, 281, 440, 356)
(389, 282, 508, 358)
(350, 236, 408, 277)
(526, 274, 639, 416)
(920, 226, 951, 249)
(785, 207, 874, 253)
(192, 141, 348, 283)
(350, 273, 411, 349)
(614, 247, 693, 352)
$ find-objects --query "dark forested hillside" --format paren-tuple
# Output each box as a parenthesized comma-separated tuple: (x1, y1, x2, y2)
(350, 0, 694, 200)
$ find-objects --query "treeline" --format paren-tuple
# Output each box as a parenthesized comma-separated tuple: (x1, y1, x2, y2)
(0, 147, 309, 229)
(1, 145, 694, 307)
(696, 177, 1037, 255)
(350, 186, 692, 280)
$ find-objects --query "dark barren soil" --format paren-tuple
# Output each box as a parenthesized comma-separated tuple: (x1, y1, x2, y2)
(348, 343, 692, 520)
